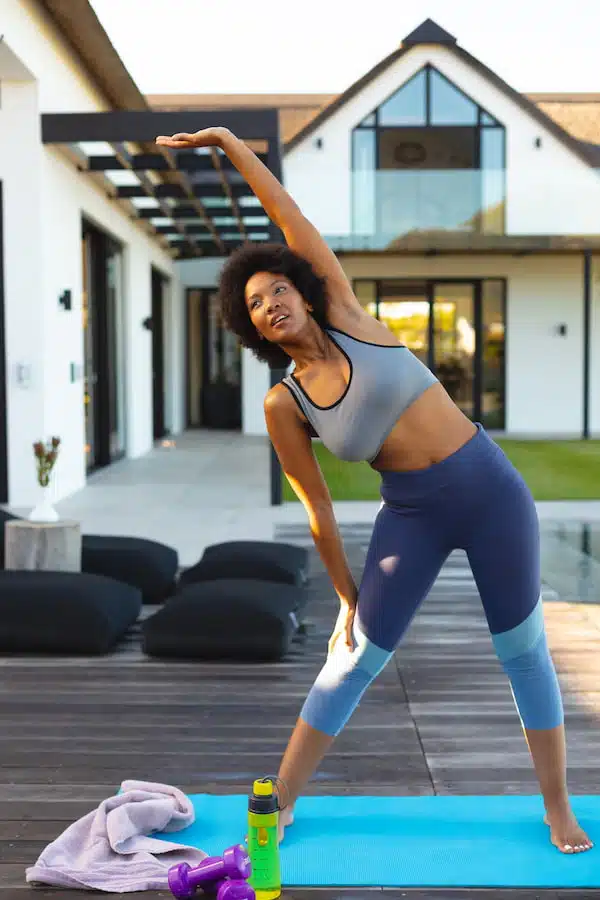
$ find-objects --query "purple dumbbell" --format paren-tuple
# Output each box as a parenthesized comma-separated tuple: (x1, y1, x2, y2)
(170, 876, 255, 900)
(168, 844, 252, 900)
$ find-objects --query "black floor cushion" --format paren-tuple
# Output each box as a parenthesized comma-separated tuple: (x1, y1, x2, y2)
(0, 511, 178, 604)
(0, 570, 142, 654)
(81, 535, 178, 603)
(179, 540, 309, 590)
(142, 578, 306, 661)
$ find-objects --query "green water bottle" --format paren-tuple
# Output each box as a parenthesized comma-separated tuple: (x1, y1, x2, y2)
(247, 778, 281, 900)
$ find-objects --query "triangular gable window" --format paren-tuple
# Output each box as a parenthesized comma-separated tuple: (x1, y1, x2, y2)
(379, 69, 427, 126)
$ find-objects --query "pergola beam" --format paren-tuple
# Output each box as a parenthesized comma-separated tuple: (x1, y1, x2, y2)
(41, 109, 279, 144)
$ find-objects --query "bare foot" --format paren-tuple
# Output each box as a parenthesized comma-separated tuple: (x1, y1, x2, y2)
(543, 807, 594, 853)
(278, 805, 295, 843)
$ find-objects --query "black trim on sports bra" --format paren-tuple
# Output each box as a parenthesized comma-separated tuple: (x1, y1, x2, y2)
(289, 330, 354, 411)
(326, 325, 407, 349)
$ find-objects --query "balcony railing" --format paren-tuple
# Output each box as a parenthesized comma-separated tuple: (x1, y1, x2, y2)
(352, 168, 506, 238)
(345, 166, 600, 247)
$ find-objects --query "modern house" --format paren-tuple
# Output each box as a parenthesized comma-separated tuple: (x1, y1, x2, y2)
(1, 3, 598, 511)
(152, 20, 600, 446)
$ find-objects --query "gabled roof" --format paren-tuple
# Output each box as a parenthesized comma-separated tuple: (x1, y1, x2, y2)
(403, 19, 457, 46)
(527, 93, 600, 144)
(579, 141, 600, 165)
(284, 19, 599, 170)
(146, 93, 337, 145)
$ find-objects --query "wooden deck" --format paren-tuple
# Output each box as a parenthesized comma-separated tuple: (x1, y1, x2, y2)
(1, 527, 600, 899)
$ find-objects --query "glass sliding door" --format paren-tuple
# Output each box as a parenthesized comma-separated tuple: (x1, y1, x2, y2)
(186, 289, 242, 430)
(481, 279, 506, 429)
(151, 267, 167, 440)
(432, 282, 476, 418)
(81, 221, 125, 471)
(201, 291, 242, 429)
(107, 241, 126, 458)
(186, 289, 203, 427)
(81, 231, 97, 471)
(352, 277, 505, 426)
(377, 281, 429, 365)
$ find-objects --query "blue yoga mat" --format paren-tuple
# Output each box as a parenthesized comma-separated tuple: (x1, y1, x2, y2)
(153, 793, 599, 888)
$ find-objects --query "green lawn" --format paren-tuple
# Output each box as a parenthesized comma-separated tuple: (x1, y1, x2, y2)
(282, 439, 600, 503)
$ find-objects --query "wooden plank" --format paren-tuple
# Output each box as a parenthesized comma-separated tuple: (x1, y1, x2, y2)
(0, 538, 599, 900)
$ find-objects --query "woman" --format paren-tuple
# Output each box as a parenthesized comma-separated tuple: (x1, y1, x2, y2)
(156, 126, 592, 854)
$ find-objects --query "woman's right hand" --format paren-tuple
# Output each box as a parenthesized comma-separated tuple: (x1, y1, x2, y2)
(155, 126, 231, 150)
(328, 602, 356, 656)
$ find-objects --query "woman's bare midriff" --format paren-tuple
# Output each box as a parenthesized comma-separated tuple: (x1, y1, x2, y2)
(370, 382, 477, 473)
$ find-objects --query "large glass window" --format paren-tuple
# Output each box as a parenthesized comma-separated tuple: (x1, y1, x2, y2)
(351, 129, 376, 234)
(352, 65, 506, 238)
(429, 69, 478, 126)
(379, 69, 427, 126)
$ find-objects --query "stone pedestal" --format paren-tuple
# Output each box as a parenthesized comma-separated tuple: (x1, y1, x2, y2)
(4, 520, 81, 572)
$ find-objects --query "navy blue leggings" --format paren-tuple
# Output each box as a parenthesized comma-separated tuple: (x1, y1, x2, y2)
(301, 424, 563, 736)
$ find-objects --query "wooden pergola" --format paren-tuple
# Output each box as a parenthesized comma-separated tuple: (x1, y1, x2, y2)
(41, 108, 283, 259)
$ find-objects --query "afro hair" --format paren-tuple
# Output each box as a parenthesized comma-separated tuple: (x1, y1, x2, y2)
(217, 242, 329, 368)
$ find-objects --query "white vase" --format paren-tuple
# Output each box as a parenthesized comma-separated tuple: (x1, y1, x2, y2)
(29, 488, 59, 523)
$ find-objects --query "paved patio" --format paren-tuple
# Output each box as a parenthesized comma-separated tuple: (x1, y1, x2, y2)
(13, 429, 600, 570)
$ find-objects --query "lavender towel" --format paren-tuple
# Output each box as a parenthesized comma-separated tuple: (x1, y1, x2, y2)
(25, 780, 208, 893)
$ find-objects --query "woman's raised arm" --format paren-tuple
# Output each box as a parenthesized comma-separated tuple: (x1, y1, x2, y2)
(156, 127, 363, 319)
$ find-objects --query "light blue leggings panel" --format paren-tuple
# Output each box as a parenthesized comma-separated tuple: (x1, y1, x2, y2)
(492, 598, 564, 729)
(299, 612, 393, 737)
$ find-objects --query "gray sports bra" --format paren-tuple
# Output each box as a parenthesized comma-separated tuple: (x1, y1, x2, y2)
(282, 326, 439, 463)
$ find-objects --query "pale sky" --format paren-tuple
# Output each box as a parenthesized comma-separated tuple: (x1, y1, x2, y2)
(90, 0, 600, 96)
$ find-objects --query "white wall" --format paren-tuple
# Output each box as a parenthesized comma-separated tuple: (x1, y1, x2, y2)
(241, 353, 270, 436)
(592, 256, 600, 437)
(341, 253, 596, 437)
(0, 79, 46, 507)
(0, 1, 183, 506)
(4, 0, 111, 113)
(40, 148, 182, 479)
(283, 43, 600, 237)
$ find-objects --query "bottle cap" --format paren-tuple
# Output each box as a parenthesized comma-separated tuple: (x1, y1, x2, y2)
(253, 779, 273, 797)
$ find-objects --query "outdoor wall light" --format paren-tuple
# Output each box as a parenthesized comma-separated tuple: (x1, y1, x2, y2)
(556, 323, 568, 336)
(59, 289, 72, 310)
(314, 137, 323, 149)
(534, 137, 542, 148)
(142, 316, 153, 331)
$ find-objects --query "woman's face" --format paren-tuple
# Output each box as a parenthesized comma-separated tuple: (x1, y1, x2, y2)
(245, 271, 312, 344)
